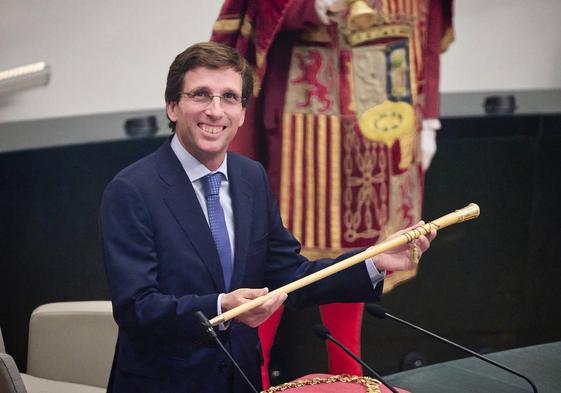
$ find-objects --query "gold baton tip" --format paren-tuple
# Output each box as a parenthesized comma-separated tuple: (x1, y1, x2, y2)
(455, 203, 480, 222)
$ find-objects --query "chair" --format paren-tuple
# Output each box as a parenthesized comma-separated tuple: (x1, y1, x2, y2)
(1, 301, 117, 393)
(0, 330, 27, 393)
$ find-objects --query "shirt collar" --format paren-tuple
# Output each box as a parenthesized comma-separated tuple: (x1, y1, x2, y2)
(170, 134, 228, 182)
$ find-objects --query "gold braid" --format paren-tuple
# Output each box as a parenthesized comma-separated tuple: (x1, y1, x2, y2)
(262, 374, 382, 392)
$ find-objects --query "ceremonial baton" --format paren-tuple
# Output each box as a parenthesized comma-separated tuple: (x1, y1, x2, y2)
(210, 203, 480, 326)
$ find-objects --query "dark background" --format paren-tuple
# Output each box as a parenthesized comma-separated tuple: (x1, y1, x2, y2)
(1, 91, 560, 380)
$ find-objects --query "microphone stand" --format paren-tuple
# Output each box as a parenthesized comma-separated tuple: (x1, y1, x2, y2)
(366, 304, 538, 393)
(195, 311, 259, 393)
(313, 324, 400, 393)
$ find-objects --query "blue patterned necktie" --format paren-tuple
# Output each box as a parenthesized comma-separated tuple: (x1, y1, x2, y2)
(202, 172, 233, 290)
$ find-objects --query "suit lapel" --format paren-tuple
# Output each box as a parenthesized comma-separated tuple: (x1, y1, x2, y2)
(157, 139, 226, 292)
(228, 155, 253, 290)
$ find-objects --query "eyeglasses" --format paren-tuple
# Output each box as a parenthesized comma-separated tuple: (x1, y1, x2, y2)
(180, 90, 245, 107)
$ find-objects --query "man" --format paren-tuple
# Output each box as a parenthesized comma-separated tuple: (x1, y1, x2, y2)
(101, 42, 435, 393)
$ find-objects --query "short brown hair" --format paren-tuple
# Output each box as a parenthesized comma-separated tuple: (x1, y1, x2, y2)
(165, 42, 254, 130)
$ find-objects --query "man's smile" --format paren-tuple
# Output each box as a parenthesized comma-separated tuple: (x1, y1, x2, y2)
(199, 123, 226, 134)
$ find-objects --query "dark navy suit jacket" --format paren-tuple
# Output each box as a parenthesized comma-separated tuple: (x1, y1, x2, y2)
(100, 138, 381, 393)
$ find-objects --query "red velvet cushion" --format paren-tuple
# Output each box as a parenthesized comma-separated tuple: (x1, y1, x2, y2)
(263, 374, 410, 393)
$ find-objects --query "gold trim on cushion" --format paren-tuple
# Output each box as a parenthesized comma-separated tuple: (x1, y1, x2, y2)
(263, 374, 381, 393)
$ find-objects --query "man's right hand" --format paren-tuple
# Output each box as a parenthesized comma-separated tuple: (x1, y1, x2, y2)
(221, 288, 287, 328)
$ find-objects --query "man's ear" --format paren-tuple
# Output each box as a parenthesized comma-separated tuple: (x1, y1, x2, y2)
(238, 107, 246, 127)
(166, 101, 178, 122)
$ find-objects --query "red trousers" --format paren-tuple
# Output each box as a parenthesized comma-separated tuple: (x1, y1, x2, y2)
(258, 303, 364, 388)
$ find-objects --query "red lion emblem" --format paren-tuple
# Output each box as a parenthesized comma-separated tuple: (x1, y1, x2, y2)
(291, 50, 332, 112)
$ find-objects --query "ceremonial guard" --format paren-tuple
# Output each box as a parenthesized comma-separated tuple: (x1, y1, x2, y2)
(212, 0, 453, 386)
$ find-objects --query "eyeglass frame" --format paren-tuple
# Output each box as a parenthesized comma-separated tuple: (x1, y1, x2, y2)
(179, 90, 247, 107)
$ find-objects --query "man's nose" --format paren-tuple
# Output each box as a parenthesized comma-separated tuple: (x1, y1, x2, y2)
(204, 96, 224, 117)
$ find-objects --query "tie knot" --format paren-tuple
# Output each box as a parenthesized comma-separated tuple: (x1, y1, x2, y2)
(202, 172, 223, 197)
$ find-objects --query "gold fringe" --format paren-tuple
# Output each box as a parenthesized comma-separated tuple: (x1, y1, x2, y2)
(280, 113, 292, 224)
(441, 27, 455, 52)
(305, 114, 315, 248)
(293, 113, 305, 241)
(330, 115, 341, 249)
(317, 115, 328, 249)
(212, 18, 241, 32)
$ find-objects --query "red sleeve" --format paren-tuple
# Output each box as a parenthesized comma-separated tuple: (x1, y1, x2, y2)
(422, 0, 443, 119)
(422, 0, 454, 119)
(281, 0, 322, 30)
(212, 0, 322, 161)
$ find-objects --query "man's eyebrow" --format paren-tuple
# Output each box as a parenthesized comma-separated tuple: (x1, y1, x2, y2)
(221, 88, 240, 94)
(187, 86, 211, 92)
(187, 86, 240, 94)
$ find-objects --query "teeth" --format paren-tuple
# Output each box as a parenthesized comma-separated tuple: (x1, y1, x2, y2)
(200, 124, 223, 134)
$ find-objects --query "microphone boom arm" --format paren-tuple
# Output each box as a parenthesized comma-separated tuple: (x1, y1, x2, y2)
(387, 312, 538, 393)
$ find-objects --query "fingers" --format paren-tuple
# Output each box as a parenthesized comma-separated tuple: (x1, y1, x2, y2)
(261, 293, 288, 315)
(221, 287, 269, 313)
(222, 287, 288, 328)
(239, 292, 287, 328)
(387, 220, 434, 240)
(374, 219, 437, 271)
(253, 292, 287, 317)
(237, 287, 269, 299)
(405, 220, 436, 254)
(416, 233, 430, 253)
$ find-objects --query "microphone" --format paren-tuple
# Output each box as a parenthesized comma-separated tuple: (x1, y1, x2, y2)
(366, 304, 538, 393)
(313, 324, 400, 393)
(195, 311, 259, 393)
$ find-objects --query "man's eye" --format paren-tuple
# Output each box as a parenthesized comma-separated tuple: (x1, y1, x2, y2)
(222, 92, 239, 100)
(192, 91, 210, 98)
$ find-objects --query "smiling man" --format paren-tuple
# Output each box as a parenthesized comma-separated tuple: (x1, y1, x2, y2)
(100, 42, 435, 393)
(166, 66, 246, 171)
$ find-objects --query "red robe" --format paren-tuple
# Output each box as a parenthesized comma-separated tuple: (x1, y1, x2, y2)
(212, 0, 453, 387)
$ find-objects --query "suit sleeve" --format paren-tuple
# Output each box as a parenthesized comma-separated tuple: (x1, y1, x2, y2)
(258, 164, 382, 307)
(100, 177, 218, 341)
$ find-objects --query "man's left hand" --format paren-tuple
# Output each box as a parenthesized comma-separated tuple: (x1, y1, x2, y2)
(373, 221, 437, 272)
(421, 119, 441, 171)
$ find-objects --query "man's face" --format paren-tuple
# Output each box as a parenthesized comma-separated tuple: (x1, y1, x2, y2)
(166, 66, 246, 170)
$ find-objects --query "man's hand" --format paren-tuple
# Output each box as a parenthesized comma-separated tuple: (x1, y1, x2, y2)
(374, 221, 437, 272)
(421, 119, 441, 171)
(221, 288, 287, 328)
(315, 0, 346, 24)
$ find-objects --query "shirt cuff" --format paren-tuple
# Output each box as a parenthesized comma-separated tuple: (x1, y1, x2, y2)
(365, 257, 386, 290)
(216, 293, 230, 331)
